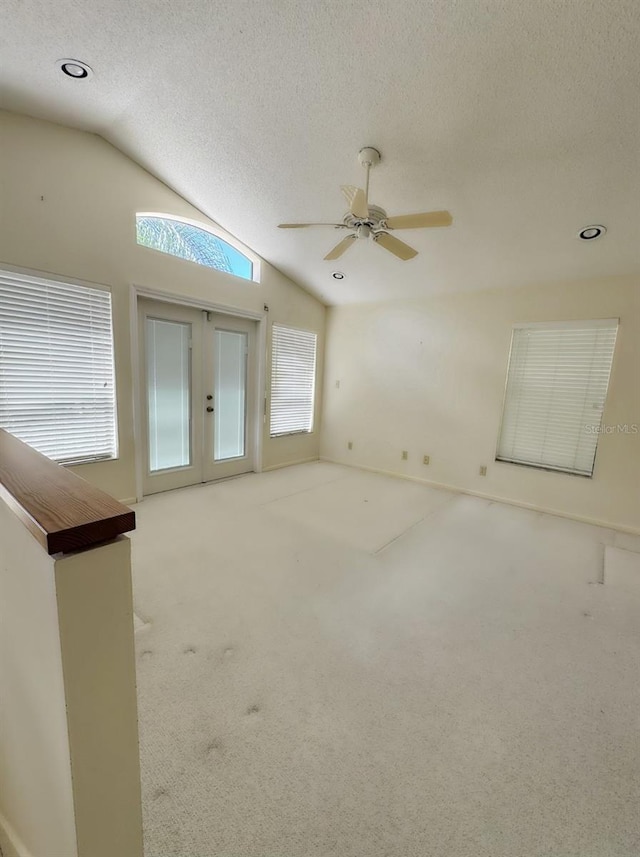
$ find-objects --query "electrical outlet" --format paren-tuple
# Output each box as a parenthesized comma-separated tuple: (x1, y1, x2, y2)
(423, 455, 430, 465)
(335, 379, 340, 388)
(348, 441, 353, 450)
(479, 465, 487, 476)
(401, 450, 408, 460)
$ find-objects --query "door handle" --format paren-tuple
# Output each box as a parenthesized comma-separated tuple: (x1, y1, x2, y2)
(206, 406, 214, 413)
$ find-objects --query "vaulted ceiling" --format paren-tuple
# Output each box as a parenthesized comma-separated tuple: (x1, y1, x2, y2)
(2, 0, 639, 304)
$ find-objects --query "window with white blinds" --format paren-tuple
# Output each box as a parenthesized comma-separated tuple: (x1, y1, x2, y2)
(496, 320, 618, 476)
(0, 270, 117, 464)
(270, 324, 317, 437)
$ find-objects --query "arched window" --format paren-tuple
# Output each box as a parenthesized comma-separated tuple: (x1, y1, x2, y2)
(136, 215, 254, 281)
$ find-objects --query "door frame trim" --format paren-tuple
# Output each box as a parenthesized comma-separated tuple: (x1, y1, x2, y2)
(129, 285, 267, 502)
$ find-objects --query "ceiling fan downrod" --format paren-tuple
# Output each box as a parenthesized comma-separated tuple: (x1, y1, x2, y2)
(357, 147, 381, 208)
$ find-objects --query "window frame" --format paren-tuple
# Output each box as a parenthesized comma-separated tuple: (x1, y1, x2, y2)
(135, 212, 261, 283)
(494, 318, 619, 478)
(0, 265, 119, 466)
(269, 322, 318, 438)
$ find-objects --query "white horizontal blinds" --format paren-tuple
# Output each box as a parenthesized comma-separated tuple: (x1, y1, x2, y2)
(0, 272, 117, 464)
(270, 324, 317, 436)
(497, 320, 618, 476)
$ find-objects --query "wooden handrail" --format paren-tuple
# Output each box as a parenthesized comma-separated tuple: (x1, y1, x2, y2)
(0, 429, 135, 555)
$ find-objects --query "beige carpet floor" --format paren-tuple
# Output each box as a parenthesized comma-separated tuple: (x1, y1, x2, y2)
(131, 462, 640, 857)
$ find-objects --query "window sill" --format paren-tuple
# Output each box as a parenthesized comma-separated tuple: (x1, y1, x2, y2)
(62, 455, 118, 468)
(494, 457, 593, 479)
(270, 430, 314, 439)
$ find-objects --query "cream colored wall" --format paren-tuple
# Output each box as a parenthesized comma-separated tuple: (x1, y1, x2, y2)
(321, 275, 640, 532)
(0, 110, 325, 500)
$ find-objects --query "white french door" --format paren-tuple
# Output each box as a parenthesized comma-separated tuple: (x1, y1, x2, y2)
(139, 298, 256, 495)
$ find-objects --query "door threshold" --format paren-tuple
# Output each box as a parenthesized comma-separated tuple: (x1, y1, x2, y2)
(141, 469, 256, 499)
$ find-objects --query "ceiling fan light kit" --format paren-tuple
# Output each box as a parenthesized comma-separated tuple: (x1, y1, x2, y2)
(278, 146, 452, 262)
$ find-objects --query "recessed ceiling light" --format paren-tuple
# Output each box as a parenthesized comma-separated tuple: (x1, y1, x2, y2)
(56, 59, 93, 80)
(332, 271, 345, 280)
(578, 225, 606, 241)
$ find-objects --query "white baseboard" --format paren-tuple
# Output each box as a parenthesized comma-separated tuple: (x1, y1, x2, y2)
(119, 497, 138, 507)
(320, 457, 640, 536)
(262, 456, 320, 472)
(0, 812, 35, 857)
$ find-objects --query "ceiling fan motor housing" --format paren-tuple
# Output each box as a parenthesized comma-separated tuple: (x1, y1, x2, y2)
(343, 204, 387, 232)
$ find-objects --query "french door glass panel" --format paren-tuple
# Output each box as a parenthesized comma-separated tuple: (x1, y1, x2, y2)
(146, 318, 191, 471)
(213, 329, 247, 461)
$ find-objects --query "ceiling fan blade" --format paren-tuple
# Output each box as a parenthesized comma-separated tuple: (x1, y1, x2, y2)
(373, 231, 418, 260)
(341, 185, 369, 219)
(278, 222, 347, 229)
(384, 210, 453, 230)
(341, 185, 358, 206)
(324, 234, 357, 260)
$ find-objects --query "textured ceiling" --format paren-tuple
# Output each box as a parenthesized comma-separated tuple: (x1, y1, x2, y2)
(1, 0, 639, 305)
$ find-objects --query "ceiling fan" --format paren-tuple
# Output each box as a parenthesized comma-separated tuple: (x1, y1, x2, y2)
(278, 147, 452, 261)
